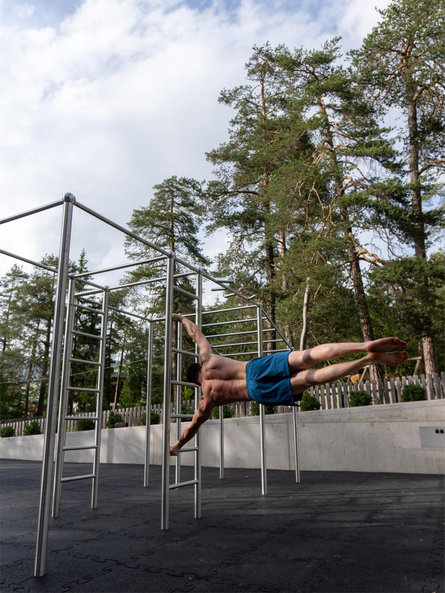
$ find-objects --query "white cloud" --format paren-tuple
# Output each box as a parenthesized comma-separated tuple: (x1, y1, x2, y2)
(339, 0, 389, 45)
(0, 0, 390, 281)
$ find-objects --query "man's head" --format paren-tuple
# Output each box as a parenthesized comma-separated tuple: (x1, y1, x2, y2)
(185, 362, 202, 385)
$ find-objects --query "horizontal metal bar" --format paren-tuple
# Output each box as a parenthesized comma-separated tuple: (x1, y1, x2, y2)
(114, 276, 167, 290)
(63, 445, 97, 451)
(0, 199, 64, 225)
(65, 416, 99, 421)
(205, 328, 275, 339)
(180, 447, 198, 453)
(170, 414, 194, 419)
(262, 309, 293, 349)
(199, 269, 256, 303)
(0, 249, 57, 273)
(202, 304, 257, 315)
(171, 380, 199, 388)
(69, 358, 102, 366)
(74, 200, 172, 258)
(75, 278, 106, 291)
(174, 271, 197, 280)
(61, 473, 95, 483)
(108, 306, 150, 322)
(202, 317, 264, 328)
(72, 303, 104, 315)
(75, 297, 101, 306)
(67, 387, 100, 393)
(75, 255, 167, 278)
(171, 348, 199, 358)
(169, 479, 199, 490)
(211, 340, 258, 349)
(75, 289, 104, 297)
(173, 285, 199, 299)
(224, 348, 290, 358)
(107, 276, 168, 292)
(72, 330, 102, 340)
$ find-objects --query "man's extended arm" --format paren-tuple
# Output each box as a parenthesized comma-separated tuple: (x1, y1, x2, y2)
(169, 399, 215, 456)
(172, 313, 212, 362)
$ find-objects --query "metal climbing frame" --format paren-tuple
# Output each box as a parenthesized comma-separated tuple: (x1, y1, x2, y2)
(52, 278, 109, 517)
(160, 255, 203, 530)
(0, 194, 300, 577)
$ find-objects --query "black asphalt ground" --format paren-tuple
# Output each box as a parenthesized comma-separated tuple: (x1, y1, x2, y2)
(1, 459, 444, 593)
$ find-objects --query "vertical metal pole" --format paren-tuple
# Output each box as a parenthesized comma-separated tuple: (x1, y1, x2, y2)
(292, 406, 301, 483)
(52, 277, 76, 518)
(219, 407, 224, 479)
(175, 322, 183, 485)
(34, 194, 74, 577)
(92, 287, 109, 509)
(257, 303, 267, 495)
(194, 269, 202, 519)
(144, 321, 153, 487)
(161, 253, 174, 530)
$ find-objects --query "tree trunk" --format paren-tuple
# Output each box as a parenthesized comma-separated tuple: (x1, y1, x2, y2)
(407, 94, 438, 374)
(407, 97, 426, 259)
(422, 336, 437, 380)
(278, 230, 294, 346)
(299, 278, 310, 351)
(37, 315, 52, 416)
(340, 208, 384, 386)
(113, 328, 127, 410)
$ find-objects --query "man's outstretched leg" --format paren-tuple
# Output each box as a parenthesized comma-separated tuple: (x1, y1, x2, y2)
(288, 337, 407, 372)
(290, 350, 409, 395)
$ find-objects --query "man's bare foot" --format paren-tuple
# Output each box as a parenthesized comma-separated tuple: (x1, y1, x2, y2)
(366, 337, 407, 352)
(368, 351, 409, 366)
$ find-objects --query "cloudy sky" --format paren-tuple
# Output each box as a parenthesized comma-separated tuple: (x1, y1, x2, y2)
(0, 0, 390, 289)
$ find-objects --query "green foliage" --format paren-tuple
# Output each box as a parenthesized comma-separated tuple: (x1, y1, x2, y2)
(250, 402, 275, 416)
(212, 405, 234, 419)
(106, 412, 124, 429)
(0, 426, 15, 438)
(299, 393, 321, 411)
(349, 391, 373, 407)
(1, 9, 443, 403)
(23, 420, 41, 435)
(141, 411, 161, 425)
(401, 384, 426, 402)
(76, 419, 96, 431)
(350, 0, 444, 373)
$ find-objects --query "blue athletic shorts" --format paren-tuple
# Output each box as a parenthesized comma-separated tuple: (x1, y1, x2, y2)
(246, 351, 297, 407)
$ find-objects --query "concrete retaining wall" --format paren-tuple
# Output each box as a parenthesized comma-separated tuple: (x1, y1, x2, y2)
(1, 400, 444, 474)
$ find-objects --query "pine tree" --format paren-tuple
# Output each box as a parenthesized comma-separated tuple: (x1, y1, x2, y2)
(0, 265, 29, 419)
(206, 44, 315, 331)
(351, 0, 445, 373)
(275, 39, 403, 384)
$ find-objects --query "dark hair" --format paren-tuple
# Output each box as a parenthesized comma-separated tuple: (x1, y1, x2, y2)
(185, 362, 202, 384)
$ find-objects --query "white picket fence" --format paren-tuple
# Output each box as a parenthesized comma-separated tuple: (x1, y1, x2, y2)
(2, 372, 444, 437)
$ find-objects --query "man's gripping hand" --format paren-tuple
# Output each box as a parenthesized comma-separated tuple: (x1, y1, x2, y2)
(169, 443, 181, 456)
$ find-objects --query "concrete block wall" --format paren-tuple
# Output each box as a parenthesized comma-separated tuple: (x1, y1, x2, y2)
(1, 400, 444, 474)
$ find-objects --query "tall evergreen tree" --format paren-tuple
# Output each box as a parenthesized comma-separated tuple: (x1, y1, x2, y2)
(206, 44, 314, 330)
(351, 0, 445, 373)
(125, 175, 210, 314)
(275, 39, 404, 383)
(0, 265, 29, 419)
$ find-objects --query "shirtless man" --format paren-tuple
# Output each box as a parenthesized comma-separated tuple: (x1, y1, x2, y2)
(169, 313, 408, 456)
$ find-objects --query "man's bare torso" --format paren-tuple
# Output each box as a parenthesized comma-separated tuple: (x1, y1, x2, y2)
(200, 354, 250, 405)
